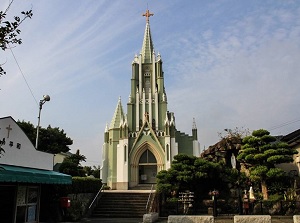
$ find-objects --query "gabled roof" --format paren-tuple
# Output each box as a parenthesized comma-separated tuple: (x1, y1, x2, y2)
(109, 97, 125, 129)
(130, 116, 164, 155)
(281, 129, 300, 147)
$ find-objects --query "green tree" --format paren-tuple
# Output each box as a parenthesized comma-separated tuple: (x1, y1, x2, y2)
(17, 120, 73, 154)
(59, 149, 86, 177)
(237, 129, 298, 200)
(0, 0, 33, 76)
(157, 154, 232, 201)
(38, 125, 73, 153)
(83, 165, 100, 178)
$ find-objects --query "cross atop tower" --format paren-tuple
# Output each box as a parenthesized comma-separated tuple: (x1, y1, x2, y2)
(143, 9, 154, 23)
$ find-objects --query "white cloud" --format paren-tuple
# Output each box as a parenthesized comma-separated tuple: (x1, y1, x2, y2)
(1, 0, 300, 165)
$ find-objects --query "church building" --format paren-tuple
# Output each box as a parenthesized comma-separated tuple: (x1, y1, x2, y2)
(100, 10, 200, 190)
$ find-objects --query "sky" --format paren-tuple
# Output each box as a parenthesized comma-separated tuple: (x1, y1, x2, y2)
(1, 0, 300, 166)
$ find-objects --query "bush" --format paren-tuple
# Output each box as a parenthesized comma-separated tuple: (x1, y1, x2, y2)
(54, 177, 102, 196)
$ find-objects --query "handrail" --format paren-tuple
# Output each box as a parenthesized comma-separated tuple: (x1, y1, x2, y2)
(145, 184, 154, 213)
(89, 184, 105, 209)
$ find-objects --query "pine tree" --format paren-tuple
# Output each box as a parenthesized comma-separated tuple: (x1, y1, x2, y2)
(237, 129, 297, 200)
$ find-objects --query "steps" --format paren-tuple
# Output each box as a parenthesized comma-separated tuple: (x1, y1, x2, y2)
(92, 191, 151, 218)
(130, 184, 156, 190)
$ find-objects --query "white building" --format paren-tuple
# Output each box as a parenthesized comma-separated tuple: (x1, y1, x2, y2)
(0, 116, 71, 222)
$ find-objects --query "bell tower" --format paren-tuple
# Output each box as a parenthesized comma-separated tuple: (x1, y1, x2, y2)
(100, 10, 200, 190)
(127, 9, 167, 135)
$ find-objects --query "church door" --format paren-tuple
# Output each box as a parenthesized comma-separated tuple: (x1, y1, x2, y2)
(138, 149, 157, 184)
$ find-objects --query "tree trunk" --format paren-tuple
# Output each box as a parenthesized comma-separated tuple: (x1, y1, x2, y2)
(261, 180, 268, 200)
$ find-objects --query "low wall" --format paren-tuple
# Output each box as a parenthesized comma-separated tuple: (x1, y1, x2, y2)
(168, 215, 214, 223)
(234, 215, 271, 223)
(143, 212, 159, 223)
(294, 215, 300, 223)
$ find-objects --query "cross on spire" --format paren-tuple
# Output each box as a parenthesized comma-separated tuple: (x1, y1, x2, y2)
(143, 9, 154, 23)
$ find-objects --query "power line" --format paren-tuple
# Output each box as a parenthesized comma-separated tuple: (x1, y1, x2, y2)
(8, 44, 38, 106)
(268, 118, 300, 131)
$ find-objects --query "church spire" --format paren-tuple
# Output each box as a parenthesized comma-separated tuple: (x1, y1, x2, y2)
(192, 118, 198, 141)
(141, 9, 154, 63)
(109, 97, 125, 129)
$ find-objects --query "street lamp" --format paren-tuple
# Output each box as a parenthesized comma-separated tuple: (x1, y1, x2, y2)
(209, 189, 219, 217)
(35, 95, 50, 149)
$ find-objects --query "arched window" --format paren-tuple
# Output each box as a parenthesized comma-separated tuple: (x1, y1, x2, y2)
(139, 119, 143, 129)
(166, 144, 170, 161)
(145, 78, 150, 97)
(124, 145, 127, 162)
(152, 119, 156, 130)
(139, 149, 156, 164)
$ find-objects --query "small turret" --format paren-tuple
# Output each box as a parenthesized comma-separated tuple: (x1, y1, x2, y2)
(192, 118, 198, 141)
(104, 123, 109, 143)
(110, 97, 125, 129)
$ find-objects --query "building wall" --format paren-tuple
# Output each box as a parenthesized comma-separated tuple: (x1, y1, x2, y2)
(0, 117, 53, 170)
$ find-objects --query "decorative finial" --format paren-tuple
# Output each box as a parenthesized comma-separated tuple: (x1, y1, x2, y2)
(143, 9, 154, 23)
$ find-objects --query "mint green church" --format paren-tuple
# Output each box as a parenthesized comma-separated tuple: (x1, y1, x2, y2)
(100, 10, 200, 190)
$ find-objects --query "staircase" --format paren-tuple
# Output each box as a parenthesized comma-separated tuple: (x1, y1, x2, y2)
(91, 191, 150, 218)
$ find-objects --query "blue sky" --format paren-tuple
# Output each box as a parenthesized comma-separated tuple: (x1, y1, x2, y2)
(1, 0, 300, 166)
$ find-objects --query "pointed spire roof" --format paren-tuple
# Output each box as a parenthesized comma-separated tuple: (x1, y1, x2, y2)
(141, 9, 154, 63)
(109, 97, 125, 129)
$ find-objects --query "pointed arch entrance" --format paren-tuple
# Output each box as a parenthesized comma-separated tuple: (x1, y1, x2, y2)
(139, 149, 157, 184)
(129, 142, 164, 187)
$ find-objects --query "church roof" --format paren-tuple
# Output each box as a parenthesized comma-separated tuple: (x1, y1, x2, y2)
(109, 97, 125, 129)
(141, 10, 154, 63)
(281, 129, 300, 147)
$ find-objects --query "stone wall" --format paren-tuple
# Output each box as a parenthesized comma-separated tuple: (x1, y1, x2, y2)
(168, 215, 214, 223)
(234, 215, 271, 223)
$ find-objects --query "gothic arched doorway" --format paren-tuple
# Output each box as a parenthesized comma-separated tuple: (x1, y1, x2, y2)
(139, 149, 157, 184)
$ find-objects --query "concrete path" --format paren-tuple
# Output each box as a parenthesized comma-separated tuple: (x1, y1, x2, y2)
(65, 215, 293, 223)
(68, 217, 167, 223)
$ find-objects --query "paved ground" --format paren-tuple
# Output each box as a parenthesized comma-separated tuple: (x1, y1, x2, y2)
(80, 218, 144, 223)
(72, 215, 294, 223)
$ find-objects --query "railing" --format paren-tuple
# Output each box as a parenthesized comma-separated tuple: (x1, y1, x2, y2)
(146, 184, 155, 213)
(159, 198, 300, 217)
(86, 184, 105, 216)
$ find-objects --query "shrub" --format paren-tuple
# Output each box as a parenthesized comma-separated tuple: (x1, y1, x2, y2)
(54, 177, 102, 196)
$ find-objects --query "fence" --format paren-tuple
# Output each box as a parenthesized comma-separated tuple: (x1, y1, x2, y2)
(159, 197, 300, 217)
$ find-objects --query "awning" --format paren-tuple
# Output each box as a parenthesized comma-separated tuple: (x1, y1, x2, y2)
(0, 165, 72, 184)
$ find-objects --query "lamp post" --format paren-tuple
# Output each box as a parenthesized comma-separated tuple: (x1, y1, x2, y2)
(35, 95, 50, 149)
(209, 189, 219, 217)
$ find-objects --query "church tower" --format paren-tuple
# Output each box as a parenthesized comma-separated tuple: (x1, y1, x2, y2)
(100, 10, 200, 190)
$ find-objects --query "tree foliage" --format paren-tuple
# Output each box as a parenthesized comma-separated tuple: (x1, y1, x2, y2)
(237, 129, 298, 200)
(0, 0, 33, 76)
(59, 149, 86, 177)
(218, 127, 250, 140)
(157, 154, 234, 201)
(17, 120, 73, 154)
(83, 165, 100, 178)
